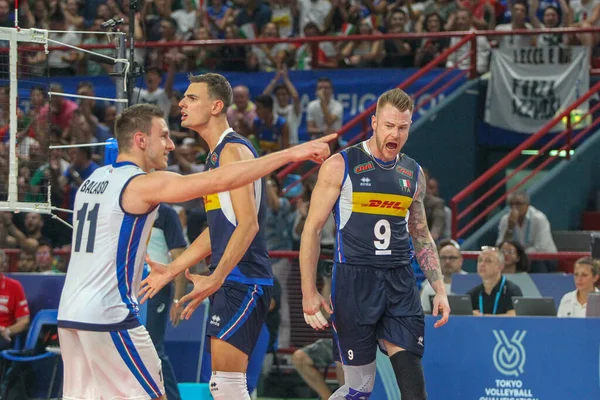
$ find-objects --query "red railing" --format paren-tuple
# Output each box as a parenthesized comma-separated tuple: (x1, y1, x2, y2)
(4, 248, 588, 272)
(450, 81, 600, 239)
(276, 32, 476, 193)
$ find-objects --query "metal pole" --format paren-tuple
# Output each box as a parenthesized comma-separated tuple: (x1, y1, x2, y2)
(115, 33, 127, 113)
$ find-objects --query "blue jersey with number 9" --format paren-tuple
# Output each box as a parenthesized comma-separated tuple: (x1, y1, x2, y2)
(333, 141, 419, 268)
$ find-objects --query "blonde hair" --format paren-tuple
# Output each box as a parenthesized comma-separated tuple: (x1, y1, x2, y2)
(574, 256, 600, 276)
(376, 88, 414, 114)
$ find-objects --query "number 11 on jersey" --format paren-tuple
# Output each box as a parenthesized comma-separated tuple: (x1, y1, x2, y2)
(374, 219, 391, 255)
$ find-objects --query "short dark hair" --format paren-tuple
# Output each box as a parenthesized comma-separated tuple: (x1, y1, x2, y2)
(146, 67, 163, 77)
(77, 81, 94, 91)
(115, 104, 165, 152)
(255, 94, 273, 110)
(317, 77, 332, 86)
(188, 73, 233, 113)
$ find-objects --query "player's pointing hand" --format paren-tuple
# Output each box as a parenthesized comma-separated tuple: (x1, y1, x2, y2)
(289, 133, 338, 163)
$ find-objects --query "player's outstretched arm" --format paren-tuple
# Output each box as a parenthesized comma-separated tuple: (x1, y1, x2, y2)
(124, 134, 337, 214)
(408, 166, 450, 327)
(300, 154, 344, 330)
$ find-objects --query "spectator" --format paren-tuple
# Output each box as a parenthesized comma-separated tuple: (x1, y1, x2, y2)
(306, 77, 343, 140)
(297, 0, 332, 33)
(61, 147, 99, 214)
(134, 66, 175, 119)
(252, 94, 290, 153)
(0, 249, 30, 350)
(77, 82, 106, 124)
(456, 0, 497, 30)
(468, 246, 523, 316)
(423, 169, 446, 241)
(171, 0, 197, 36)
(262, 66, 301, 145)
(38, 83, 79, 131)
(426, 174, 452, 240)
(493, 1, 536, 48)
(341, 17, 384, 68)
(446, 9, 491, 75)
(17, 239, 39, 272)
(25, 140, 69, 205)
(1, 212, 53, 249)
(236, 0, 273, 35)
(46, 9, 81, 76)
(150, 17, 187, 72)
(499, 240, 530, 273)
(270, 0, 295, 38)
(62, 0, 84, 29)
(227, 85, 258, 136)
(529, 0, 570, 46)
(249, 22, 291, 71)
(294, 22, 338, 69)
(420, 239, 467, 313)
(35, 240, 64, 274)
(216, 25, 250, 71)
(414, 12, 451, 68)
(206, 0, 234, 39)
(382, 9, 415, 68)
(419, 0, 457, 27)
(557, 257, 600, 317)
(568, 0, 600, 47)
(496, 191, 558, 255)
(183, 26, 218, 72)
(264, 174, 294, 347)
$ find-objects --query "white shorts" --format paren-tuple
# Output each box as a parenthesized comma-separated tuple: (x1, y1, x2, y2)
(58, 326, 165, 400)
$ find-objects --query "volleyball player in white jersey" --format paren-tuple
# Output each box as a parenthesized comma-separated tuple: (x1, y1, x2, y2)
(57, 103, 334, 400)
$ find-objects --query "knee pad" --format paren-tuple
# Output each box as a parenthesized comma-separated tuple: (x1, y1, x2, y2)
(390, 351, 427, 400)
(209, 371, 251, 400)
(329, 361, 376, 399)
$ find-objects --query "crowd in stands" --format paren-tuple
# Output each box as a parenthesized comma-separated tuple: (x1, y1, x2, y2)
(0, 0, 595, 75)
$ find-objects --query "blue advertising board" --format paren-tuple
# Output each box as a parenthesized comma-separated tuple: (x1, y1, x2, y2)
(9, 274, 600, 399)
(31, 68, 466, 142)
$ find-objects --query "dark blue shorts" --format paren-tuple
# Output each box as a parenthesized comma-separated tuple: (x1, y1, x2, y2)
(206, 281, 272, 356)
(331, 263, 425, 366)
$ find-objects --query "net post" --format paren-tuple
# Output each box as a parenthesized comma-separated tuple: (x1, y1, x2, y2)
(7, 29, 18, 209)
(115, 34, 127, 114)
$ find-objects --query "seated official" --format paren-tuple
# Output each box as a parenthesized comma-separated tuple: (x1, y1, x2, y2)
(420, 239, 467, 313)
(557, 257, 600, 318)
(468, 247, 523, 316)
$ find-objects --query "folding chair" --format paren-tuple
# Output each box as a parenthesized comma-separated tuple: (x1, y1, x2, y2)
(0, 309, 60, 400)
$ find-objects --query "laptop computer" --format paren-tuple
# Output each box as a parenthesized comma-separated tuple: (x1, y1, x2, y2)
(586, 292, 600, 317)
(512, 297, 557, 316)
(430, 295, 474, 315)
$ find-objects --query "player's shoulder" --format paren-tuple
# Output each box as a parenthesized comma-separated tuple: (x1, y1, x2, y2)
(319, 153, 346, 180)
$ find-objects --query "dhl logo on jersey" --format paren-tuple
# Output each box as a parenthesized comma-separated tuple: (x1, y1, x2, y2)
(351, 192, 412, 217)
(204, 193, 221, 212)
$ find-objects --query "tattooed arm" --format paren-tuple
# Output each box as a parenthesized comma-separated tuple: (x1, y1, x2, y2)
(408, 167, 450, 327)
(408, 167, 444, 289)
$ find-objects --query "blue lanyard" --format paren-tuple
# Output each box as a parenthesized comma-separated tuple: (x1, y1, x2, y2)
(479, 276, 506, 315)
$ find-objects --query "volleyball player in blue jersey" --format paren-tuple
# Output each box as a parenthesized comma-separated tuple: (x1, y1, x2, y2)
(140, 73, 336, 399)
(300, 88, 451, 399)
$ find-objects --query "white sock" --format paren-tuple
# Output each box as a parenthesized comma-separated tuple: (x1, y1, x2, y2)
(209, 371, 251, 400)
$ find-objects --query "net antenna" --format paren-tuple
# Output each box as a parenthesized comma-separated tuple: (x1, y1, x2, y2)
(0, 27, 129, 229)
